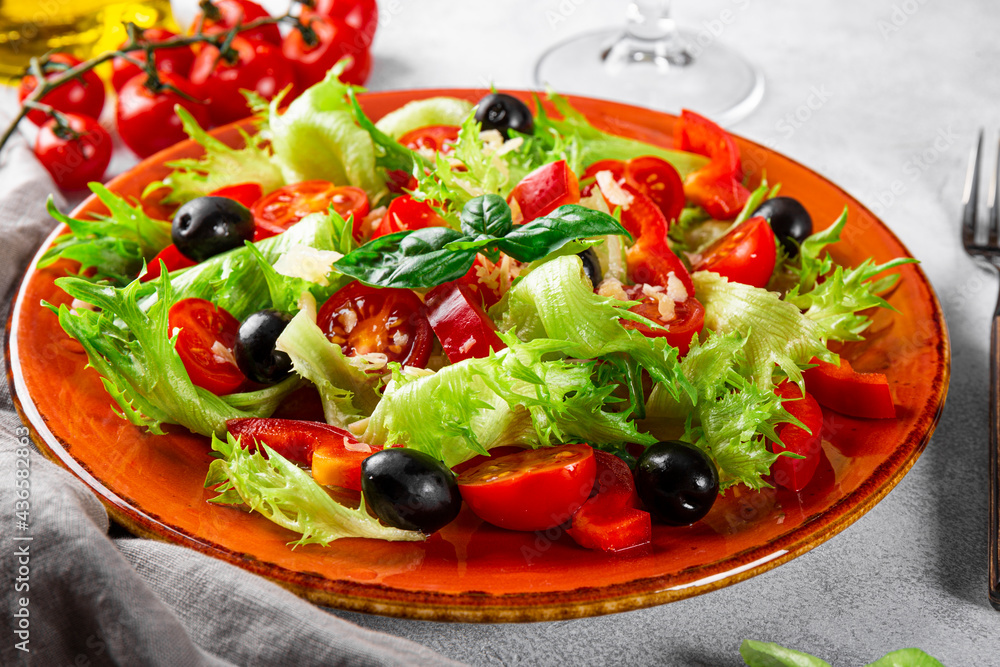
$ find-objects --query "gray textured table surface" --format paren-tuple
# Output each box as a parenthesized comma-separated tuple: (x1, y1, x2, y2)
(322, 0, 997, 664)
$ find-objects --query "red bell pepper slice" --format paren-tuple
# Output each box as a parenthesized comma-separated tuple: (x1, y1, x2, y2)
(425, 283, 506, 363)
(209, 182, 264, 209)
(226, 418, 377, 491)
(568, 450, 651, 552)
(769, 382, 824, 492)
(803, 357, 896, 419)
(509, 159, 580, 223)
(142, 244, 197, 282)
(674, 110, 750, 220)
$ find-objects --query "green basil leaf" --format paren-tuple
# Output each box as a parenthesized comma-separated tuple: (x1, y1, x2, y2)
(497, 204, 630, 262)
(460, 194, 513, 239)
(334, 226, 476, 288)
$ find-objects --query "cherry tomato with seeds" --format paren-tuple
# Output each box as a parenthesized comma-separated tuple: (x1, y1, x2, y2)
(34, 113, 112, 191)
(111, 28, 195, 92)
(625, 156, 685, 225)
(371, 195, 448, 240)
(116, 73, 211, 158)
(168, 298, 246, 395)
(317, 281, 432, 368)
(282, 16, 371, 88)
(252, 181, 369, 240)
(399, 125, 460, 154)
(18, 53, 105, 126)
(619, 285, 705, 355)
(457, 444, 597, 532)
(694, 215, 777, 288)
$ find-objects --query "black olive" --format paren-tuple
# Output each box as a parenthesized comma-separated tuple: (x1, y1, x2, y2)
(172, 196, 255, 263)
(578, 248, 602, 288)
(361, 449, 462, 534)
(634, 440, 719, 526)
(234, 310, 293, 384)
(474, 93, 534, 138)
(751, 196, 813, 256)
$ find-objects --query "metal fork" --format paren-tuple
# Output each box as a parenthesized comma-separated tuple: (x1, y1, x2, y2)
(961, 129, 1000, 610)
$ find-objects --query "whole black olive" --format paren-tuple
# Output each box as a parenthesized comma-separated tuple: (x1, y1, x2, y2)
(172, 196, 255, 263)
(361, 449, 462, 534)
(751, 196, 813, 256)
(578, 248, 602, 288)
(234, 310, 293, 384)
(634, 440, 719, 526)
(474, 93, 534, 138)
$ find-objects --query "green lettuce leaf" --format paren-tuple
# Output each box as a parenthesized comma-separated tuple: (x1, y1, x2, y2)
(373, 96, 475, 139)
(206, 433, 423, 546)
(142, 106, 285, 206)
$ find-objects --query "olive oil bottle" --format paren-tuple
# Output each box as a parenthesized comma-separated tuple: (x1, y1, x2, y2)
(0, 0, 175, 84)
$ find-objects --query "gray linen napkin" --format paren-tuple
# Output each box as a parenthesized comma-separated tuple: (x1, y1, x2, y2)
(0, 119, 461, 667)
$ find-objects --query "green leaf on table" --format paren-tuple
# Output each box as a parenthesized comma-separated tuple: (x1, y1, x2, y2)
(740, 639, 832, 667)
(865, 648, 945, 667)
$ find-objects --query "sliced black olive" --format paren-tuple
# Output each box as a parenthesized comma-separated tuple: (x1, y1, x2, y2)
(172, 196, 254, 263)
(234, 310, 293, 384)
(474, 93, 534, 138)
(361, 449, 462, 534)
(751, 196, 813, 256)
(578, 248, 602, 288)
(634, 440, 719, 526)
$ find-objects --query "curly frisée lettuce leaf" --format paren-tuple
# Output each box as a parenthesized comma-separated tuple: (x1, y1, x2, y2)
(48, 272, 298, 437)
(275, 293, 381, 427)
(142, 106, 285, 206)
(40, 186, 172, 283)
(265, 68, 386, 203)
(363, 338, 656, 468)
(206, 433, 423, 546)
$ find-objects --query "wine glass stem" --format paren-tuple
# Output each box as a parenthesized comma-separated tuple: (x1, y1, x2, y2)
(626, 0, 677, 41)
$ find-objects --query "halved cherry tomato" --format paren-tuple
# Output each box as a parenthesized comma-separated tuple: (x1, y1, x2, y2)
(399, 125, 460, 154)
(694, 216, 776, 288)
(142, 244, 197, 282)
(19, 53, 105, 126)
(252, 181, 369, 240)
(371, 195, 448, 240)
(625, 156, 685, 225)
(619, 285, 705, 355)
(769, 382, 824, 492)
(168, 298, 245, 395)
(568, 451, 650, 552)
(803, 357, 896, 419)
(317, 281, 432, 368)
(425, 283, 506, 363)
(226, 417, 377, 490)
(197, 0, 282, 46)
(111, 28, 194, 92)
(582, 159, 626, 185)
(282, 15, 371, 88)
(189, 36, 296, 127)
(674, 110, 750, 219)
(457, 444, 597, 532)
(626, 236, 695, 296)
(209, 182, 263, 209)
(509, 159, 580, 223)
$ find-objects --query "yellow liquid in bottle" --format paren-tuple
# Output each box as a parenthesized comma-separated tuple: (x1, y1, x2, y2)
(0, 0, 175, 84)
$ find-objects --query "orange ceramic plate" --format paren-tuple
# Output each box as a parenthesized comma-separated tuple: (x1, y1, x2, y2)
(5, 90, 949, 622)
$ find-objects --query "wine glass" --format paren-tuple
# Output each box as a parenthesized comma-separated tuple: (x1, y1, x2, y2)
(534, 0, 764, 125)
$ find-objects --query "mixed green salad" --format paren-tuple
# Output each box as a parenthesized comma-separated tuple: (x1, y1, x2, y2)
(40, 68, 915, 551)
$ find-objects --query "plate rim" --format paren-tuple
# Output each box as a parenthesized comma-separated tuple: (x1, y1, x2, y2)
(4, 88, 952, 623)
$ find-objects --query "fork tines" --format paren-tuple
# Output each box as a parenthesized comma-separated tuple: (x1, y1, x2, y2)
(964, 128, 1000, 253)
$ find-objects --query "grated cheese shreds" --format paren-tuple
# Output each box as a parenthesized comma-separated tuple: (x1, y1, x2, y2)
(392, 330, 409, 348)
(596, 276, 629, 301)
(665, 271, 689, 302)
(359, 206, 387, 241)
(579, 190, 612, 215)
(338, 310, 358, 334)
(642, 283, 676, 322)
(596, 171, 633, 209)
(210, 340, 239, 368)
(458, 338, 477, 354)
(273, 246, 343, 286)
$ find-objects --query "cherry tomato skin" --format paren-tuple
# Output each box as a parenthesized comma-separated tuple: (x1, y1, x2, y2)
(168, 298, 246, 395)
(302, 0, 378, 43)
(802, 357, 896, 419)
(209, 182, 264, 209)
(398, 125, 460, 154)
(317, 281, 432, 368)
(625, 156, 685, 225)
(372, 195, 447, 240)
(626, 237, 695, 296)
(282, 16, 371, 88)
(769, 382, 824, 492)
(190, 37, 296, 127)
(198, 0, 282, 46)
(111, 28, 195, 92)
(619, 286, 705, 356)
(509, 160, 580, 223)
(19, 53, 105, 126)
(141, 244, 197, 282)
(116, 73, 212, 158)
(425, 283, 506, 363)
(34, 114, 112, 191)
(457, 444, 597, 532)
(694, 216, 777, 289)
(582, 159, 626, 185)
(252, 181, 369, 240)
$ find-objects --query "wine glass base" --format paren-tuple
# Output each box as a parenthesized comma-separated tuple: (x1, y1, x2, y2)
(534, 28, 764, 126)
